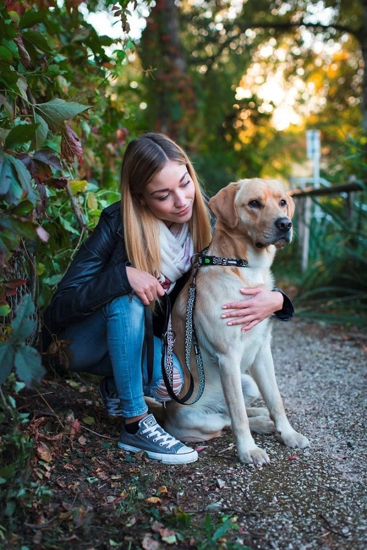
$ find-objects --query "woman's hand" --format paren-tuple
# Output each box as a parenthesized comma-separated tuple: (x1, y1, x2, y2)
(221, 287, 284, 332)
(126, 266, 165, 305)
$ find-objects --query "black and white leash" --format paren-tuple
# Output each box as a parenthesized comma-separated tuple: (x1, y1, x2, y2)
(161, 247, 250, 405)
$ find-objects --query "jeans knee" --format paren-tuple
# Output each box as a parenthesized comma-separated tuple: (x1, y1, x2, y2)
(107, 294, 145, 326)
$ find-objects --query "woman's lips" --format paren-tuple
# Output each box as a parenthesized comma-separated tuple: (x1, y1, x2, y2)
(176, 204, 191, 216)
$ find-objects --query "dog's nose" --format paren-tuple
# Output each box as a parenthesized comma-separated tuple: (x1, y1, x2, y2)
(275, 217, 292, 233)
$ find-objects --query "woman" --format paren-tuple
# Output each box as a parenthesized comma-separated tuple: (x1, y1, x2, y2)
(43, 132, 293, 465)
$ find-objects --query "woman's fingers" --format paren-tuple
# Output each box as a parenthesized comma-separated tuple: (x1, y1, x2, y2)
(126, 266, 165, 304)
(221, 287, 284, 330)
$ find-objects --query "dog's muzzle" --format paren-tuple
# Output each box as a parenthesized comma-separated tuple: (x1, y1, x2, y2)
(255, 217, 293, 249)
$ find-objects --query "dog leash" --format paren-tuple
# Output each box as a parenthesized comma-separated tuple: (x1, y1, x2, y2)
(161, 247, 251, 405)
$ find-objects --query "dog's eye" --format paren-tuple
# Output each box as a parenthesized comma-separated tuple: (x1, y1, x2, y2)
(249, 200, 261, 208)
(280, 199, 287, 207)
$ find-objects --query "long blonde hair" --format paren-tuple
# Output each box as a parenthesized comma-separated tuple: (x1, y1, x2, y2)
(120, 133, 212, 277)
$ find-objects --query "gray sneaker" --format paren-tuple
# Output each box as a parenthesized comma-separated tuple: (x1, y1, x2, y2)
(118, 414, 198, 465)
(98, 377, 123, 417)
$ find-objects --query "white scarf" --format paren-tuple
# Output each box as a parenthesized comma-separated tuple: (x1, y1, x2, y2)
(159, 221, 194, 293)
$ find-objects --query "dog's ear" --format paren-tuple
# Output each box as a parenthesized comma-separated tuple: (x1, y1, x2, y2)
(286, 193, 295, 219)
(209, 183, 239, 228)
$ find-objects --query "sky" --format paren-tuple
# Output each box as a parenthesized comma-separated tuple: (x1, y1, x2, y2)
(80, 3, 147, 41)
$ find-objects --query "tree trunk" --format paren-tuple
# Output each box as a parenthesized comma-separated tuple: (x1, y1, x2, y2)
(139, 0, 196, 145)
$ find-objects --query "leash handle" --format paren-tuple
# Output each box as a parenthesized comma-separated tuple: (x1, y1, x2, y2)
(161, 297, 197, 405)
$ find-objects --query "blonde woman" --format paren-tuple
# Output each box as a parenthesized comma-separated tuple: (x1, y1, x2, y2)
(43, 133, 292, 464)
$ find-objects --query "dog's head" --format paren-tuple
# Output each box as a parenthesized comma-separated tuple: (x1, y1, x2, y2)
(208, 178, 295, 249)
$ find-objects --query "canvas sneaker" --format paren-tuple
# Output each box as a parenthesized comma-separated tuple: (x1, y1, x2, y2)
(98, 377, 123, 417)
(118, 414, 198, 464)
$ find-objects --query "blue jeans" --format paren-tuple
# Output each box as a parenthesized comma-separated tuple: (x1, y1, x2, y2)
(58, 294, 184, 418)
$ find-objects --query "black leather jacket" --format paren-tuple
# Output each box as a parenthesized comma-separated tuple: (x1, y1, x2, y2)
(43, 200, 294, 349)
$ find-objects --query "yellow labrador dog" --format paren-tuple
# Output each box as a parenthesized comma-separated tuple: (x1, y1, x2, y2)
(164, 178, 309, 465)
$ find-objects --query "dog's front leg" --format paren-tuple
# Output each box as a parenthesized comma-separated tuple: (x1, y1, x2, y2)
(218, 357, 270, 465)
(250, 347, 309, 449)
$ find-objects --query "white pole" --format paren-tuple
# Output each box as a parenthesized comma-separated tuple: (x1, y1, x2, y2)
(302, 130, 321, 271)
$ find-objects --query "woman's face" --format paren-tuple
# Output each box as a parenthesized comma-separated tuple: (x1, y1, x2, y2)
(141, 160, 196, 226)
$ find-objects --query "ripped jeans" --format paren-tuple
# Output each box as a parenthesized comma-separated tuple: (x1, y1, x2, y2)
(58, 294, 184, 418)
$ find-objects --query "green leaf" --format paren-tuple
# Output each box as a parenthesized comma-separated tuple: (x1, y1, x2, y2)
(0, 303, 11, 316)
(13, 318, 36, 341)
(0, 45, 13, 62)
(58, 216, 81, 235)
(7, 155, 37, 204)
(212, 518, 234, 542)
(0, 464, 15, 481)
(5, 124, 39, 150)
(82, 416, 95, 426)
(3, 39, 19, 58)
(35, 98, 90, 133)
(0, 342, 15, 384)
(0, 216, 38, 241)
(19, 10, 46, 30)
(11, 294, 35, 333)
(16, 76, 28, 101)
(14, 344, 45, 387)
(9, 199, 34, 216)
(22, 30, 54, 55)
(42, 274, 63, 286)
(0, 151, 13, 196)
(30, 113, 49, 151)
(0, 62, 19, 87)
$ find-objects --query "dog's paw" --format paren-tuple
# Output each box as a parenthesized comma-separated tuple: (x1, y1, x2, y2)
(249, 416, 274, 435)
(277, 430, 310, 449)
(246, 407, 270, 418)
(239, 446, 270, 466)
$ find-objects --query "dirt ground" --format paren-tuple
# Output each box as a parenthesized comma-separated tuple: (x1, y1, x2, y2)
(6, 317, 367, 550)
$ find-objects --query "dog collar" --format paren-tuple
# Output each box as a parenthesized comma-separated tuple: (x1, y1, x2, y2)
(192, 249, 249, 268)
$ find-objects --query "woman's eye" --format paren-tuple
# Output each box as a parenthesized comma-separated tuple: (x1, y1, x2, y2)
(157, 195, 169, 201)
(182, 179, 191, 187)
(249, 200, 261, 208)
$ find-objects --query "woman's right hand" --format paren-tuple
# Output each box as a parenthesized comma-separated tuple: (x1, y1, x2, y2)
(126, 266, 165, 305)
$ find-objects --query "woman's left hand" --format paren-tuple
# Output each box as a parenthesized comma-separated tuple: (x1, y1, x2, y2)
(221, 287, 284, 332)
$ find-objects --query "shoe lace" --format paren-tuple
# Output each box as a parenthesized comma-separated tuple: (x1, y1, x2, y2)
(142, 425, 180, 450)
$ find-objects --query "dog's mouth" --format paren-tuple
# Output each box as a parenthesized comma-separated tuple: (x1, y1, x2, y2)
(256, 233, 292, 249)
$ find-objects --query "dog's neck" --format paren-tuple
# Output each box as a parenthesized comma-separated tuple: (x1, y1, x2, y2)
(208, 223, 276, 269)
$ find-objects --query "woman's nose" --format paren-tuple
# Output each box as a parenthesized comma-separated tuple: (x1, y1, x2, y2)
(174, 192, 186, 207)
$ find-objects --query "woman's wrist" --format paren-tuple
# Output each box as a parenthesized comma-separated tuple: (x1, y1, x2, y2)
(272, 289, 284, 313)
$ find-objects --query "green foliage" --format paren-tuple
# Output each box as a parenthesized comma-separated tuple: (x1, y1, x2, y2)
(0, 294, 44, 386)
(0, 1, 137, 391)
(0, 376, 35, 529)
(274, 136, 367, 324)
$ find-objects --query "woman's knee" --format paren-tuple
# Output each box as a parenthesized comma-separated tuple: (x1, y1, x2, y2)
(108, 294, 145, 320)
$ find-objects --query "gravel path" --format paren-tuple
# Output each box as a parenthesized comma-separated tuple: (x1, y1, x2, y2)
(197, 318, 367, 549)
(14, 317, 366, 549)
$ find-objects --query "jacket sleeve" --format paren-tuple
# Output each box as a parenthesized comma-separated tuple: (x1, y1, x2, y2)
(46, 208, 133, 326)
(272, 287, 294, 321)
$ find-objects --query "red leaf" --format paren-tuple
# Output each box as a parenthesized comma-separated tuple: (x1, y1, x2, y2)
(61, 123, 83, 162)
(44, 177, 68, 189)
